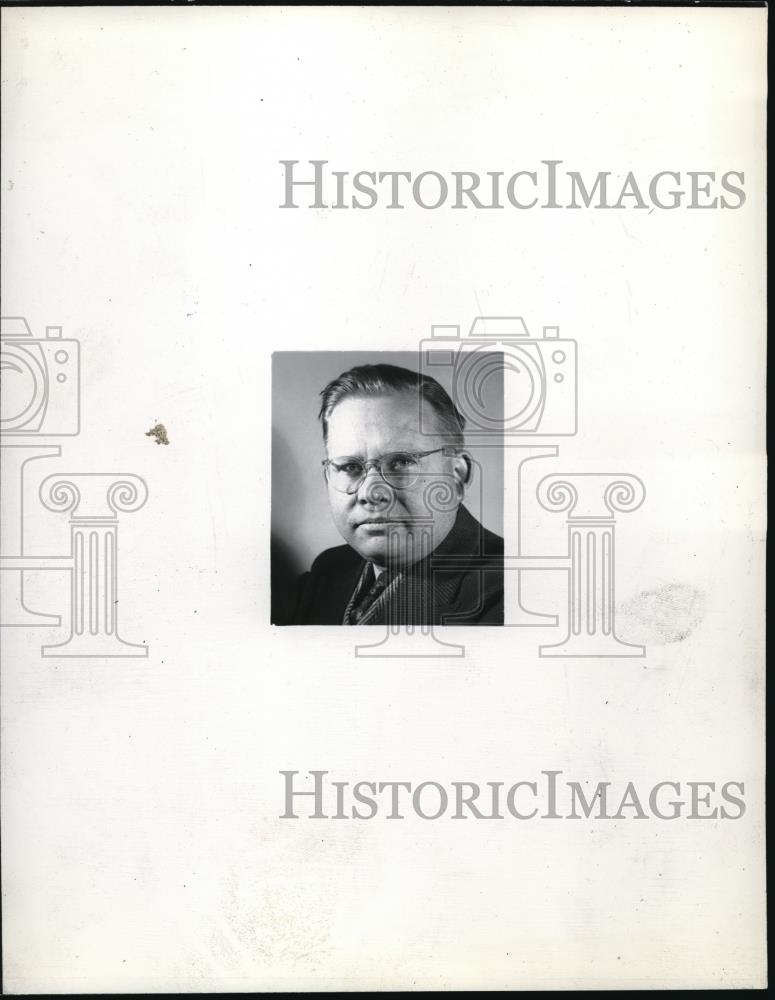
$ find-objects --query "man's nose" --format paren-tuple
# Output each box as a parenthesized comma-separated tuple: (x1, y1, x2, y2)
(356, 467, 393, 506)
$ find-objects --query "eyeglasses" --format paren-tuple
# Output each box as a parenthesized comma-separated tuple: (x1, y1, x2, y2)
(322, 448, 454, 494)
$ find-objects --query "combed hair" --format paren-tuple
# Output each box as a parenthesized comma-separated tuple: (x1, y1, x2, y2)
(318, 363, 466, 447)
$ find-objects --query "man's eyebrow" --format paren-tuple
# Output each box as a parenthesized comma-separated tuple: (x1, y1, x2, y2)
(331, 446, 426, 459)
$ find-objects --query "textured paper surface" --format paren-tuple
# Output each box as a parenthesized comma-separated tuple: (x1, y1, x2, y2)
(0, 6, 766, 991)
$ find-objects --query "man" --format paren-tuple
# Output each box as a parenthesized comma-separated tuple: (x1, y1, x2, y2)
(281, 363, 503, 626)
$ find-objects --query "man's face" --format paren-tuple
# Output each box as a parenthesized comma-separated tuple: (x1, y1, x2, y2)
(324, 391, 468, 567)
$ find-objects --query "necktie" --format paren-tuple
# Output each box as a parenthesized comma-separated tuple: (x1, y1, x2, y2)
(349, 565, 391, 624)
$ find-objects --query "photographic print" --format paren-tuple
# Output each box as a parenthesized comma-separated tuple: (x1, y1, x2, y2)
(0, 4, 767, 992)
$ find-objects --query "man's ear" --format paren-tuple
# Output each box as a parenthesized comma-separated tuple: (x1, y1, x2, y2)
(452, 451, 473, 492)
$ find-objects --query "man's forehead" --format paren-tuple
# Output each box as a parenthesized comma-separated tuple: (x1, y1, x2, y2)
(326, 391, 442, 452)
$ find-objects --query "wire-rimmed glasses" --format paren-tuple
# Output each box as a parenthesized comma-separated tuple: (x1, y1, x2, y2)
(322, 447, 453, 494)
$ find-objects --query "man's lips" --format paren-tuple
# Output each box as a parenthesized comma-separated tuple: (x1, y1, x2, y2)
(355, 518, 405, 529)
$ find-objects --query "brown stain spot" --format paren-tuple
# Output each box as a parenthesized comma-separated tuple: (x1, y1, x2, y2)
(145, 422, 169, 446)
(616, 583, 706, 645)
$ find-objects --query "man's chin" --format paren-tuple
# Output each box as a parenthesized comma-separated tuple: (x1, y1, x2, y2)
(348, 523, 430, 567)
(349, 532, 390, 564)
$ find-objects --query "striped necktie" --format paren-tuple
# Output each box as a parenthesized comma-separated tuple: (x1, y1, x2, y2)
(349, 564, 391, 624)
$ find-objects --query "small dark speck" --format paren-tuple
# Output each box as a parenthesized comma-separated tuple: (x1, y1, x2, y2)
(145, 423, 169, 446)
(7, 180, 13, 191)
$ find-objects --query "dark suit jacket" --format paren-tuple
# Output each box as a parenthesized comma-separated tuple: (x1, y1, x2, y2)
(278, 505, 503, 626)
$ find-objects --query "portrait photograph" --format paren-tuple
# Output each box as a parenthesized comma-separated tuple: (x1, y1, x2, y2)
(271, 350, 505, 626)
